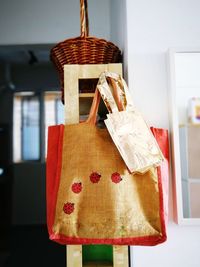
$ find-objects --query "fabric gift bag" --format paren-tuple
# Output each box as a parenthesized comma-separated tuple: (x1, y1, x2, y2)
(46, 80, 169, 245)
(97, 72, 164, 173)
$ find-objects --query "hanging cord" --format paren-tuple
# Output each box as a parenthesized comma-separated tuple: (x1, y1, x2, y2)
(80, 0, 89, 37)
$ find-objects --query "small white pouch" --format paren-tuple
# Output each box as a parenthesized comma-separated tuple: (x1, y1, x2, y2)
(97, 71, 164, 173)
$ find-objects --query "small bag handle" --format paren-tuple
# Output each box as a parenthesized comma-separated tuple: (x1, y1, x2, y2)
(86, 73, 125, 125)
(80, 0, 89, 37)
(86, 89, 101, 125)
(107, 77, 124, 112)
(97, 72, 135, 114)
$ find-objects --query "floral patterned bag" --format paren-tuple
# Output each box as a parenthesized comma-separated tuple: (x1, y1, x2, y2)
(46, 83, 169, 245)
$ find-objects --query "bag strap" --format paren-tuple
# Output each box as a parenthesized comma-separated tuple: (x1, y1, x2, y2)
(86, 74, 124, 125)
(87, 72, 135, 125)
(107, 76, 124, 112)
(86, 89, 101, 125)
(97, 72, 134, 113)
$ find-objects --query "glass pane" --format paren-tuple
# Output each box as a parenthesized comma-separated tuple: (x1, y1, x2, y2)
(22, 96, 40, 160)
(13, 95, 22, 162)
(44, 92, 64, 157)
(56, 98, 64, 124)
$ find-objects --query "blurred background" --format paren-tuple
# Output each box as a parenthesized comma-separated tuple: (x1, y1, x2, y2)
(0, 0, 117, 266)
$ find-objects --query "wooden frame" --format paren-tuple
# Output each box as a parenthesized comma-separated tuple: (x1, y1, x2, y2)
(168, 47, 200, 225)
(64, 63, 129, 266)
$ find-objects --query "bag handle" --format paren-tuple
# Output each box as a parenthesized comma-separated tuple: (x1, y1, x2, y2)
(97, 72, 135, 114)
(86, 74, 125, 125)
(80, 0, 89, 37)
(107, 77, 124, 112)
(86, 89, 101, 125)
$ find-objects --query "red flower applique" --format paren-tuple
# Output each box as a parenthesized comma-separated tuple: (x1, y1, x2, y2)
(63, 202, 74, 214)
(71, 182, 82, 193)
(111, 172, 122, 183)
(90, 172, 101, 183)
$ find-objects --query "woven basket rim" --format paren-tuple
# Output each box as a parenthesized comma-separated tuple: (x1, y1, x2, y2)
(50, 36, 121, 53)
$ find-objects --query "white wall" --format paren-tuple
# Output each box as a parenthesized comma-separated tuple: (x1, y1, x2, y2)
(0, 0, 111, 45)
(126, 0, 200, 128)
(126, 0, 200, 266)
(110, 0, 128, 79)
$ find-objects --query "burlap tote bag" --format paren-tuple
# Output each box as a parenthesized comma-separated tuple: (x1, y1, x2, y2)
(46, 86, 169, 245)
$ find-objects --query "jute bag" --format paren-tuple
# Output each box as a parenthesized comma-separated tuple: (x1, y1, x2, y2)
(97, 72, 164, 173)
(46, 85, 169, 246)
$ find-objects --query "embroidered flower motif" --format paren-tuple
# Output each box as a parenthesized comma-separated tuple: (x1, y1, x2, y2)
(63, 202, 74, 214)
(111, 172, 122, 183)
(71, 182, 82, 193)
(90, 172, 101, 183)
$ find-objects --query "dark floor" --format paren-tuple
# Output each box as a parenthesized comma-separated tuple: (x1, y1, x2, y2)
(0, 226, 129, 267)
(1, 225, 65, 267)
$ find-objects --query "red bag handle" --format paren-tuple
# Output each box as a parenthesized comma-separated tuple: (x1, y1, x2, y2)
(107, 76, 124, 112)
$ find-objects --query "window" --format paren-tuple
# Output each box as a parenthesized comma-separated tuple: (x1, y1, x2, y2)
(22, 95, 40, 160)
(44, 92, 64, 156)
(13, 91, 64, 162)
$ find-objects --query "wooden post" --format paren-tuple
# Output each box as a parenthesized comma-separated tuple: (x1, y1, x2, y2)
(64, 64, 129, 267)
(67, 245, 83, 267)
(64, 65, 83, 267)
(113, 246, 129, 267)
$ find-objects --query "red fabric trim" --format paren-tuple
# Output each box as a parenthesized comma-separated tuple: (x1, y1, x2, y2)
(151, 127, 169, 224)
(157, 166, 167, 241)
(46, 125, 64, 237)
(49, 232, 166, 246)
(151, 127, 169, 241)
(150, 127, 169, 160)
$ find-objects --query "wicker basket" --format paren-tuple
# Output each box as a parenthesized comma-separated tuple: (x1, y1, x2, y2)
(50, 0, 122, 102)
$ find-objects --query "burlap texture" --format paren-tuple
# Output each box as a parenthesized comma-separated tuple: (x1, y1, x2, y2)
(52, 123, 162, 240)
